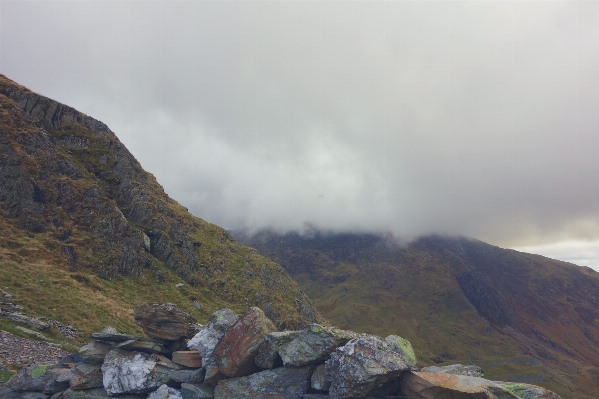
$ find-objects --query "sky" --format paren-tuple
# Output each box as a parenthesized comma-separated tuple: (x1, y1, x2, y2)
(2, 1, 599, 268)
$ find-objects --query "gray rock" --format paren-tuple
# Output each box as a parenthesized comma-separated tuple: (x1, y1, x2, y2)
(310, 364, 330, 392)
(117, 339, 168, 354)
(255, 331, 300, 369)
(2, 290, 13, 299)
(193, 300, 201, 311)
(201, 359, 224, 386)
(170, 368, 206, 384)
(7, 365, 70, 394)
(101, 349, 172, 395)
(68, 363, 103, 390)
(4, 313, 50, 330)
(384, 335, 417, 367)
(78, 341, 117, 363)
(187, 309, 238, 358)
(213, 367, 311, 399)
(147, 385, 182, 399)
(495, 381, 563, 399)
(89, 333, 142, 343)
(280, 325, 357, 367)
(101, 326, 119, 334)
(180, 383, 214, 399)
(57, 387, 145, 399)
(326, 334, 412, 398)
(21, 393, 49, 399)
(421, 364, 484, 378)
(134, 303, 200, 341)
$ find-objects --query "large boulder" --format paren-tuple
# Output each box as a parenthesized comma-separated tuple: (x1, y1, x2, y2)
(255, 331, 300, 369)
(147, 384, 183, 399)
(421, 364, 484, 378)
(68, 363, 103, 390)
(213, 307, 276, 378)
(495, 382, 563, 399)
(385, 335, 417, 367)
(280, 325, 357, 367)
(101, 349, 175, 395)
(134, 303, 200, 340)
(7, 364, 70, 394)
(325, 334, 412, 398)
(400, 372, 520, 399)
(213, 366, 311, 399)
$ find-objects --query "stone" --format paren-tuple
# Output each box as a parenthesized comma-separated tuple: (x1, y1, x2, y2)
(187, 309, 238, 358)
(300, 395, 330, 399)
(78, 341, 117, 363)
(384, 335, 417, 367)
(170, 368, 206, 384)
(154, 355, 183, 371)
(255, 331, 300, 369)
(134, 303, 200, 340)
(20, 393, 48, 399)
(421, 364, 484, 378)
(89, 333, 143, 343)
(280, 324, 357, 367)
(325, 334, 412, 398)
(147, 384, 182, 399)
(213, 307, 277, 378)
(117, 339, 168, 354)
(180, 383, 215, 399)
(57, 388, 144, 399)
(310, 364, 330, 392)
(400, 372, 520, 399)
(68, 363, 103, 390)
(495, 382, 563, 399)
(172, 351, 202, 368)
(193, 300, 202, 311)
(213, 366, 311, 399)
(202, 359, 225, 386)
(101, 349, 173, 395)
(7, 365, 70, 394)
(101, 326, 119, 334)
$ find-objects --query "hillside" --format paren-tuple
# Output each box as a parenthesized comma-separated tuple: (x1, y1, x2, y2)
(0, 74, 321, 347)
(235, 230, 599, 399)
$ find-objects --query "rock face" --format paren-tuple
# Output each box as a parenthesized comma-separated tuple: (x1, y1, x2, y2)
(68, 363, 103, 390)
(279, 324, 357, 367)
(400, 372, 520, 399)
(134, 303, 200, 340)
(7, 365, 70, 394)
(213, 367, 311, 399)
(421, 364, 484, 378)
(495, 382, 562, 399)
(101, 349, 172, 395)
(213, 307, 277, 377)
(326, 334, 412, 398)
(255, 331, 300, 369)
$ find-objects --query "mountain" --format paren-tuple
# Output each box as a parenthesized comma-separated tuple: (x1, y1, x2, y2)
(235, 229, 599, 399)
(0, 75, 320, 346)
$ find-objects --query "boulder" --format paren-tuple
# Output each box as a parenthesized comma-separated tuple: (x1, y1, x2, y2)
(68, 363, 103, 390)
(421, 364, 484, 378)
(89, 333, 141, 343)
(202, 359, 225, 386)
(101, 349, 173, 395)
(170, 368, 206, 384)
(310, 364, 330, 392)
(187, 309, 238, 358)
(180, 383, 215, 399)
(400, 372, 520, 399)
(147, 385, 183, 399)
(213, 307, 276, 378)
(213, 366, 311, 399)
(7, 364, 70, 394)
(78, 341, 117, 364)
(134, 303, 200, 340)
(255, 331, 300, 369)
(325, 334, 412, 398)
(495, 382, 563, 399)
(384, 335, 417, 367)
(280, 324, 357, 367)
(56, 388, 144, 399)
(172, 351, 202, 368)
(117, 339, 168, 354)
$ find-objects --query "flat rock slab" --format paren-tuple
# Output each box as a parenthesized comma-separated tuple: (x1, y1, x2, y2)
(88, 333, 142, 343)
(400, 372, 520, 399)
(181, 383, 215, 399)
(213, 307, 276, 378)
(7, 364, 70, 394)
(172, 351, 202, 368)
(255, 331, 300, 370)
(420, 364, 484, 378)
(117, 340, 168, 354)
(170, 368, 206, 384)
(134, 303, 200, 340)
(78, 342, 117, 364)
(101, 349, 172, 395)
(213, 366, 311, 399)
(495, 382, 563, 399)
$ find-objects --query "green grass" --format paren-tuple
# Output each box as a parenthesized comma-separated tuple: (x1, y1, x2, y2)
(0, 369, 14, 383)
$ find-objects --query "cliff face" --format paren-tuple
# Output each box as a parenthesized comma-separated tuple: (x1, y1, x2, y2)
(0, 75, 321, 333)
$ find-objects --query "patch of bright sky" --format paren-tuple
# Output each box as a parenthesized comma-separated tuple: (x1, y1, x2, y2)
(510, 240, 599, 271)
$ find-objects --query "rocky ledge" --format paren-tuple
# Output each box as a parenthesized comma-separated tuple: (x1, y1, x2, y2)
(2, 303, 562, 399)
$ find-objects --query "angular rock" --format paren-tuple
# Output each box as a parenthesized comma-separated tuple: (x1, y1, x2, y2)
(421, 364, 484, 378)
(7, 365, 70, 394)
(20, 393, 48, 399)
(117, 339, 168, 354)
(180, 383, 214, 399)
(310, 364, 330, 392)
(326, 334, 412, 398)
(400, 372, 520, 399)
(147, 384, 182, 399)
(495, 382, 563, 399)
(89, 333, 141, 343)
(280, 324, 357, 367)
(202, 359, 225, 386)
(154, 355, 183, 371)
(57, 387, 144, 399)
(170, 368, 206, 384)
(78, 341, 117, 363)
(213, 366, 311, 399)
(213, 307, 276, 378)
(68, 363, 103, 390)
(384, 335, 417, 367)
(172, 351, 202, 368)
(255, 331, 300, 369)
(101, 349, 173, 395)
(187, 309, 238, 358)
(134, 303, 200, 340)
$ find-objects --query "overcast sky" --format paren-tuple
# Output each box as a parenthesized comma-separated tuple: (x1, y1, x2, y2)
(2, 1, 599, 268)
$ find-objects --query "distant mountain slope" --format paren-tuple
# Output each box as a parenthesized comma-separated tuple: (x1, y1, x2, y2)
(0, 75, 320, 342)
(235, 230, 599, 399)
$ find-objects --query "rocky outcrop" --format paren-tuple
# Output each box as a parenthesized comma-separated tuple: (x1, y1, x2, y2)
(133, 303, 201, 341)
(400, 372, 520, 399)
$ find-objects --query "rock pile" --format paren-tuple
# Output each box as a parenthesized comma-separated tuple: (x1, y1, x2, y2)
(3, 303, 563, 399)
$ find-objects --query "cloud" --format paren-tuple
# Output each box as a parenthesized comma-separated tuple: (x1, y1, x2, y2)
(2, 1, 599, 247)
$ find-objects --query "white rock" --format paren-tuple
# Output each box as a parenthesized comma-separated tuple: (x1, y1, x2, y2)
(147, 384, 182, 399)
(101, 349, 170, 395)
